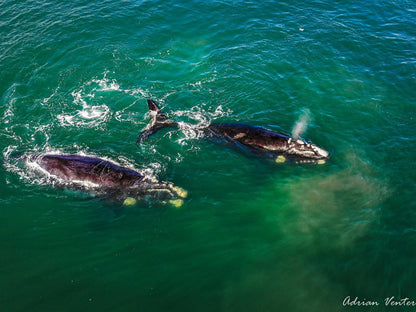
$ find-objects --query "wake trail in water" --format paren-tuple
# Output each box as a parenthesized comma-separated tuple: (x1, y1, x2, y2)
(173, 104, 231, 147)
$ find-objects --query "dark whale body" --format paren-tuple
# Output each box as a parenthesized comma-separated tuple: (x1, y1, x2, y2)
(31, 154, 187, 203)
(38, 154, 143, 187)
(138, 100, 329, 164)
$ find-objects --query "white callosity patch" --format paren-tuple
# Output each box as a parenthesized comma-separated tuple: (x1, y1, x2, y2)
(285, 137, 328, 160)
(312, 145, 329, 159)
(233, 133, 246, 139)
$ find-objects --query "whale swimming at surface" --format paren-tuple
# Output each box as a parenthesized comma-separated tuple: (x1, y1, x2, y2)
(138, 100, 330, 164)
(28, 153, 187, 206)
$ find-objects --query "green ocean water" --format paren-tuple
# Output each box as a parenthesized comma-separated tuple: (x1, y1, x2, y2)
(1, 0, 415, 311)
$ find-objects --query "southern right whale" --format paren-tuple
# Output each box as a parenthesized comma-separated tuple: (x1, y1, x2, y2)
(29, 153, 187, 206)
(138, 100, 330, 164)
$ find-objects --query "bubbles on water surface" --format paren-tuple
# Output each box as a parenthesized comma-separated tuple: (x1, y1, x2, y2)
(173, 104, 232, 147)
(3, 146, 67, 188)
(91, 75, 121, 92)
(56, 87, 111, 128)
(48, 72, 153, 128)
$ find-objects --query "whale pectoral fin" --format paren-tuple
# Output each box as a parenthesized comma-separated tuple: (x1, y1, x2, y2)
(137, 99, 178, 144)
(147, 99, 167, 119)
(147, 99, 160, 112)
(137, 125, 164, 143)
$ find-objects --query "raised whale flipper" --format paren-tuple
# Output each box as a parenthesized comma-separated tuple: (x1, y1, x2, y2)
(137, 99, 178, 144)
(147, 99, 167, 119)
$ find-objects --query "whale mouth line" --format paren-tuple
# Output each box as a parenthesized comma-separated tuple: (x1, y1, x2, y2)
(275, 152, 330, 165)
(293, 158, 327, 165)
(276, 157, 328, 165)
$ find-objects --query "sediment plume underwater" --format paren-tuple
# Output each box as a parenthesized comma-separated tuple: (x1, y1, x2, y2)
(1, 1, 415, 311)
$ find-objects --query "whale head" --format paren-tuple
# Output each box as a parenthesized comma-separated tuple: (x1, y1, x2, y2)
(123, 179, 188, 207)
(279, 138, 330, 164)
(130, 178, 188, 200)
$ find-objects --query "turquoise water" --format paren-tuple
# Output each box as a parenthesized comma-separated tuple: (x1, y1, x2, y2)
(1, 0, 415, 311)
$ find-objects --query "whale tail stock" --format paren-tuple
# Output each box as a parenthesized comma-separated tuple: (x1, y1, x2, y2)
(137, 99, 178, 144)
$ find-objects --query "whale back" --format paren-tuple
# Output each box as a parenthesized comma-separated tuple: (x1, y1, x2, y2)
(33, 154, 188, 201)
(207, 123, 329, 161)
(37, 154, 143, 187)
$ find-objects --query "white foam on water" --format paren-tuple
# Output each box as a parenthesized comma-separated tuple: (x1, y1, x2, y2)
(38, 72, 159, 130)
(92, 72, 150, 97)
(172, 104, 231, 147)
(127, 87, 152, 98)
(57, 105, 110, 127)
(3, 108, 14, 124)
(2, 147, 62, 187)
(174, 153, 184, 164)
(54, 72, 151, 128)
(3, 146, 20, 179)
(57, 90, 110, 128)
(2, 83, 20, 124)
(177, 122, 206, 147)
(41, 86, 60, 106)
(140, 162, 162, 180)
(188, 71, 218, 90)
(91, 74, 121, 92)
(114, 99, 144, 124)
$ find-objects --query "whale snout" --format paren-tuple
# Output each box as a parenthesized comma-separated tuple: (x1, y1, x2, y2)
(313, 145, 330, 159)
(279, 140, 330, 164)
